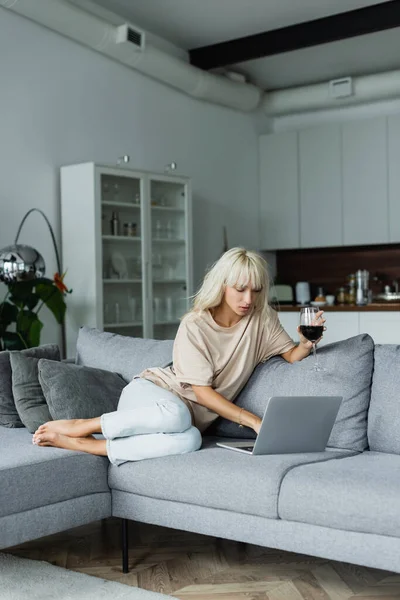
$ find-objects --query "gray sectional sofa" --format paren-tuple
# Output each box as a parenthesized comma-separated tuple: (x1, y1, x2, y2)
(1, 327, 400, 575)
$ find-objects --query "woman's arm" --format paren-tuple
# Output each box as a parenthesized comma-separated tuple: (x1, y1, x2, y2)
(281, 310, 327, 364)
(191, 385, 262, 434)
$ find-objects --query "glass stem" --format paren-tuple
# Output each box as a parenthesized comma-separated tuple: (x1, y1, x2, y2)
(312, 342, 318, 366)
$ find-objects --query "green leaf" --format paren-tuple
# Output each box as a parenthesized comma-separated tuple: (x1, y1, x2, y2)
(8, 280, 36, 305)
(25, 293, 40, 311)
(16, 311, 43, 348)
(35, 283, 66, 324)
(2, 331, 26, 351)
(16, 310, 36, 333)
(0, 302, 19, 326)
(28, 318, 43, 348)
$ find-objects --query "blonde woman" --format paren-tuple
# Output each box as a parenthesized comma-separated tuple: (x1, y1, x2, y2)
(32, 248, 325, 465)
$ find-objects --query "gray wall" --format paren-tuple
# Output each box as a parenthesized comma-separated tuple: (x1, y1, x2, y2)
(0, 9, 260, 346)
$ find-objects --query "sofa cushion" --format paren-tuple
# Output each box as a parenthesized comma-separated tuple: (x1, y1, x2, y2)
(76, 327, 173, 382)
(38, 360, 126, 420)
(368, 345, 400, 454)
(0, 427, 110, 518)
(108, 437, 353, 519)
(0, 344, 59, 429)
(278, 451, 400, 537)
(10, 348, 60, 433)
(209, 334, 374, 452)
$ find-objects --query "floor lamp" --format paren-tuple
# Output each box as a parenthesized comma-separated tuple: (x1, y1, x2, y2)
(0, 208, 66, 358)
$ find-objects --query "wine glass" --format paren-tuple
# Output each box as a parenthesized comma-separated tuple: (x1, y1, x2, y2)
(299, 307, 325, 372)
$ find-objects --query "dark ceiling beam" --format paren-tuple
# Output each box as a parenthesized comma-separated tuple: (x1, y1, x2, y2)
(189, 1, 400, 70)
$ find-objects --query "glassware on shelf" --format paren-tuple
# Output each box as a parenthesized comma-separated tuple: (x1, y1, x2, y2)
(164, 256, 177, 280)
(133, 192, 140, 206)
(154, 297, 164, 322)
(112, 182, 120, 203)
(128, 256, 142, 279)
(154, 219, 163, 239)
(166, 296, 174, 321)
(128, 296, 138, 322)
(115, 302, 120, 324)
(152, 253, 163, 279)
(166, 220, 174, 240)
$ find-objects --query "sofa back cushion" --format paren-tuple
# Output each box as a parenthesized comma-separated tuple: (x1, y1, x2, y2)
(39, 360, 126, 420)
(209, 334, 374, 452)
(368, 344, 400, 454)
(75, 327, 173, 382)
(0, 344, 60, 429)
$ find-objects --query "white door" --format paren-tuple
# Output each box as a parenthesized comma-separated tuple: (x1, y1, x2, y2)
(99, 168, 146, 339)
(148, 175, 192, 340)
(342, 117, 388, 245)
(299, 125, 342, 248)
(359, 312, 400, 344)
(388, 114, 400, 243)
(259, 131, 299, 250)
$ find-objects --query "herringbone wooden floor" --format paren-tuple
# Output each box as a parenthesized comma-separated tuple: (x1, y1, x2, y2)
(8, 518, 400, 599)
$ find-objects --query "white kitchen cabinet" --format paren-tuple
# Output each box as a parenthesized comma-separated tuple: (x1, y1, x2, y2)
(342, 117, 389, 245)
(299, 125, 342, 248)
(317, 312, 359, 347)
(61, 163, 193, 357)
(278, 310, 399, 348)
(259, 131, 299, 250)
(388, 114, 400, 243)
(278, 311, 359, 348)
(359, 312, 400, 344)
(277, 311, 299, 340)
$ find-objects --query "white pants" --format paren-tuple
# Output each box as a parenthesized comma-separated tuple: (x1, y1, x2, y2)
(100, 378, 202, 466)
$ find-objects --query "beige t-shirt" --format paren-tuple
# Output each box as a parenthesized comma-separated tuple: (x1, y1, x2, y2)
(140, 308, 295, 433)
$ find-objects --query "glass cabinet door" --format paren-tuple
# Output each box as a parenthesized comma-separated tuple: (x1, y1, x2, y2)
(149, 177, 190, 340)
(100, 171, 145, 339)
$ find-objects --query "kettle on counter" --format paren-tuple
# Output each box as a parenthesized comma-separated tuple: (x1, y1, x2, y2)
(295, 281, 311, 305)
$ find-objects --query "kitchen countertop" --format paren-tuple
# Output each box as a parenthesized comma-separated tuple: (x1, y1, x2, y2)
(272, 303, 400, 312)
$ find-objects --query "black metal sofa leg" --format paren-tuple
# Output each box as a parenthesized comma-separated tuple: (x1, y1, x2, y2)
(121, 518, 129, 573)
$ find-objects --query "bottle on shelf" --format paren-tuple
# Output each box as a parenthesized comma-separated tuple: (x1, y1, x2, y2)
(123, 222, 137, 237)
(110, 211, 120, 236)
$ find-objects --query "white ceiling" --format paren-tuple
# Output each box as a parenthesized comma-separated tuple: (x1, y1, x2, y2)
(87, 0, 400, 90)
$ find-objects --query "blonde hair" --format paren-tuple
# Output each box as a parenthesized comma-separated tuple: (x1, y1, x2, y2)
(189, 247, 271, 321)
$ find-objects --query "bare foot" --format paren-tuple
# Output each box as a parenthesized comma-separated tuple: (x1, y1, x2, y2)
(35, 418, 101, 438)
(32, 432, 107, 456)
(32, 431, 79, 450)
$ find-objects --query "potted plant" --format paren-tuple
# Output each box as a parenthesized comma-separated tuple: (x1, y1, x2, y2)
(0, 272, 71, 351)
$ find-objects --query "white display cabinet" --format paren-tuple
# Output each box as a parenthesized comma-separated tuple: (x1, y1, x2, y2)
(61, 163, 193, 357)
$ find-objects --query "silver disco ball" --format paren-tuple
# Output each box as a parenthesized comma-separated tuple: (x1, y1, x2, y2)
(0, 244, 46, 283)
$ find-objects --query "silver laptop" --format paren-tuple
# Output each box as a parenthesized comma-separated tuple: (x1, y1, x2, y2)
(216, 396, 343, 455)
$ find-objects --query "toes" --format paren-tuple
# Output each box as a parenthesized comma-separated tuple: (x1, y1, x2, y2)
(33, 432, 56, 446)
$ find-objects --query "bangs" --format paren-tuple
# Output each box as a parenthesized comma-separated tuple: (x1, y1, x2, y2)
(225, 257, 265, 291)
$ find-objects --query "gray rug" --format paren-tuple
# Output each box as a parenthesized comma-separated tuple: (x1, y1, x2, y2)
(0, 553, 174, 599)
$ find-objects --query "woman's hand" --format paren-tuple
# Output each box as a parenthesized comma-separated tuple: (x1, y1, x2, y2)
(297, 310, 327, 348)
(252, 417, 262, 435)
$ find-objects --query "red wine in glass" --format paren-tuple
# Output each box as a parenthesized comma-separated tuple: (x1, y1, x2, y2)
(299, 307, 325, 371)
(299, 325, 323, 342)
